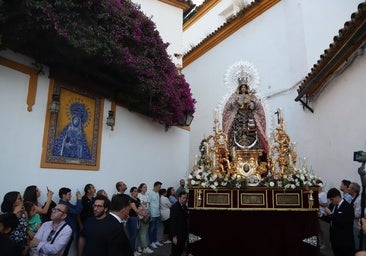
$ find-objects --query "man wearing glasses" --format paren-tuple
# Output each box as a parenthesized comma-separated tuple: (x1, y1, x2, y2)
(89, 193, 132, 256)
(78, 195, 110, 256)
(29, 204, 72, 256)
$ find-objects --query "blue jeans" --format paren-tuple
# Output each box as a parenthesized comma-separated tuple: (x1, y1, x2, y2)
(148, 217, 159, 243)
(127, 216, 138, 251)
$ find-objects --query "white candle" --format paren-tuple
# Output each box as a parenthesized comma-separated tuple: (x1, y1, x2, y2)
(288, 154, 293, 167)
(303, 157, 307, 167)
(213, 108, 219, 120)
(232, 147, 236, 160)
(212, 154, 216, 167)
(194, 154, 198, 165)
(292, 142, 296, 149)
(278, 108, 283, 119)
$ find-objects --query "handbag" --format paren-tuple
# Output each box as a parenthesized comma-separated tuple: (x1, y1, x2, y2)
(138, 205, 151, 223)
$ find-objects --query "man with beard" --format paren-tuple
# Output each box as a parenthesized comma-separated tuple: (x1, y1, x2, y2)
(78, 195, 110, 256)
(90, 193, 132, 256)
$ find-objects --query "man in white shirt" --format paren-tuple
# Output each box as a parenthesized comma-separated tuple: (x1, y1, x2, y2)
(349, 182, 362, 250)
(148, 181, 162, 248)
(30, 204, 72, 256)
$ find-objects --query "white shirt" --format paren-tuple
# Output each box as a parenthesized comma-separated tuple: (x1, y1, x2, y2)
(32, 220, 72, 256)
(160, 195, 172, 221)
(352, 194, 361, 228)
(138, 193, 150, 208)
(110, 212, 122, 223)
(318, 191, 327, 217)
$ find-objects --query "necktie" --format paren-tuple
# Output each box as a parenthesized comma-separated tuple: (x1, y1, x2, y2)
(330, 204, 338, 228)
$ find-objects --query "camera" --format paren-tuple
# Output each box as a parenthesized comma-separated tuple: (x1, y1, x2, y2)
(354, 151, 366, 162)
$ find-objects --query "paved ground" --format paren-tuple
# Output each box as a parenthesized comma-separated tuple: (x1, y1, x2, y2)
(141, 243, 171, 256)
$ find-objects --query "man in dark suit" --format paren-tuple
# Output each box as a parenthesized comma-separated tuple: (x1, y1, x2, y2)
(170, 190, 188, 256)
(324, 187, 355, 256)
(89, 193, 133, 256)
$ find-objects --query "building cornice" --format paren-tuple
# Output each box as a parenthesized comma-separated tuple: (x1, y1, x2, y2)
(183, 0, 221, 31)
(183, 0, 280, 67)
(0, 56, 39, 112)
(159, 0, 190, 11)
(295, 2, 366, 104)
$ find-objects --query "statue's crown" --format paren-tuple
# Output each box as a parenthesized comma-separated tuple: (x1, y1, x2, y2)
(238, 76, 249, 85)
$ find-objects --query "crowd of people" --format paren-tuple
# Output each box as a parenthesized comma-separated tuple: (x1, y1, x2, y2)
(0, 179, 189, 256)
(8, 175, 366, 256)
(318, 179, 366, 256)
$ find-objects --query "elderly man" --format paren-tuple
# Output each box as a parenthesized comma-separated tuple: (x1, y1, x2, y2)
(116, 181, 128, 194)
(349, 182, 362, 250)
(175, 179, 186, 199)
(30, 204, 72, 256)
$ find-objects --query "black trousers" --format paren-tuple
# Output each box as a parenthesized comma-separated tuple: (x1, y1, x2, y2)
(332, 245, 355, 256)
(170, 234, 187, 256)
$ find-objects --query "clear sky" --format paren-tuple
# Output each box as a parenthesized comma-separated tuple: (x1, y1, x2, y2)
(192, 0, 204, 5)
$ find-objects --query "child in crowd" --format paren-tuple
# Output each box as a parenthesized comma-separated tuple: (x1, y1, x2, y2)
(24, 201, 42, 239)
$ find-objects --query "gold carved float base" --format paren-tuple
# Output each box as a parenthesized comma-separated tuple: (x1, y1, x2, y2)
(189, 187, 317, 211)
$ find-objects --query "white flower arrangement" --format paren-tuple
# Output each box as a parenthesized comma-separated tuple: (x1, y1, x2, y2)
(261, 167, 323, 189)
(188, 167, 246, 191)
(188, 165, 323, 190)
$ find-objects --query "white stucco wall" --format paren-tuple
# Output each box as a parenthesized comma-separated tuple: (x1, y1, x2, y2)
(0, 0, 188, 198)
(0, 50, 190, 197)
(292, 54, 366, 189)
(183, 0, 363, 190)
(134, 0, 184, 65)
(0, 51, 188, 254)
(0, 1, 188, 254)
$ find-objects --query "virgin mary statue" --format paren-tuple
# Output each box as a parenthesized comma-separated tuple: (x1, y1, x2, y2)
(222, 77, 268, 153)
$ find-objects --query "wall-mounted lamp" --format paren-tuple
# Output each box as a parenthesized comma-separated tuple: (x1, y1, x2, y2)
(49, 94, 60, 113)
(179, 111, 194, 126)
(106, 110, 115, 130)
(165, 112, 194, 131)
